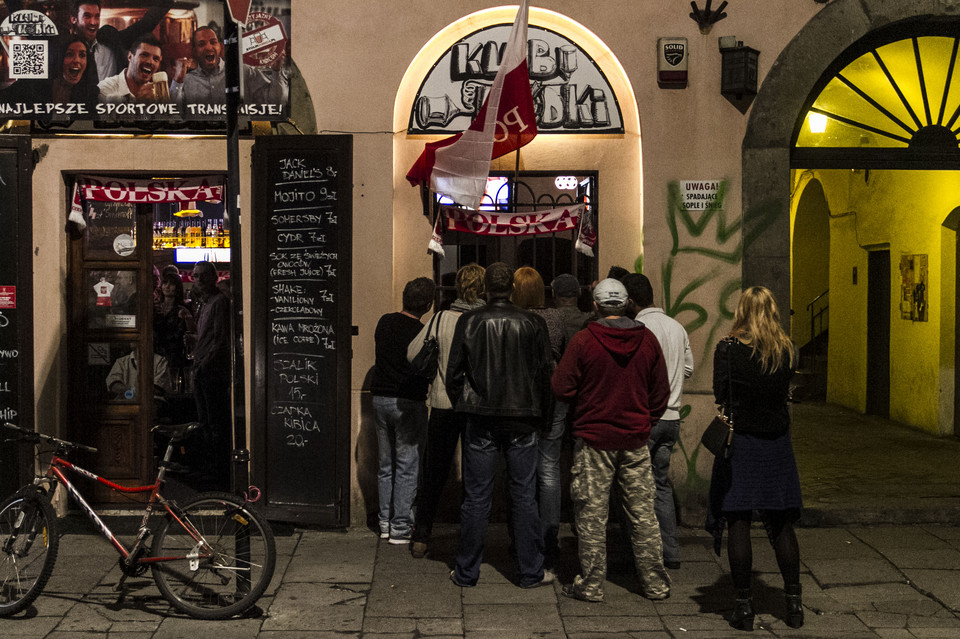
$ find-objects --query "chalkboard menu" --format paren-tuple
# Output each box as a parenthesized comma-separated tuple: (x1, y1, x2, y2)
(251, 136, 352, 525)
(0, 137, 33, 497)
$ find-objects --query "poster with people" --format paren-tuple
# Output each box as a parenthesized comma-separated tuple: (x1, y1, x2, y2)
(0, 0, 291, 122)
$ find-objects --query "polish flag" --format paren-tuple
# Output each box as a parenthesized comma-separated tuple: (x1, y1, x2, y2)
(406, 0, 537, 210)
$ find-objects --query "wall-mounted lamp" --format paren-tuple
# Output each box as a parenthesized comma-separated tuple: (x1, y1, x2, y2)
(719, 38, 759, 99)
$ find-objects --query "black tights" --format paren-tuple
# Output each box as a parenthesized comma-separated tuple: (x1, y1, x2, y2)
(726, 510, 800, 591)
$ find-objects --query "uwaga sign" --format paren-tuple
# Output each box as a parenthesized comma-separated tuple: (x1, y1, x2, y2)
(409, 25, 623, 135)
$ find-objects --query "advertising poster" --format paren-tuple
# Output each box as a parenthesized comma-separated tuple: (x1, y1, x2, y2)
(0, 0, 291, 122)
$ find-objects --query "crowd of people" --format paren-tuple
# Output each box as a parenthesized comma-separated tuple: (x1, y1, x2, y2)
(371, 263, 804, 631)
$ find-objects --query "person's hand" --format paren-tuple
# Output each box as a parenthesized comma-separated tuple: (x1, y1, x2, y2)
(269, 50, 287, 72)
(133, 81, 158, 102)
(172, 58, 187, 84)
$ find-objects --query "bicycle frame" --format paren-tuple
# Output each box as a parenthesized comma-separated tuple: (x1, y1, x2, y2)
(41, 452, 209, 568)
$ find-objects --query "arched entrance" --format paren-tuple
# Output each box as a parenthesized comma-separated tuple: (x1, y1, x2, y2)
(393, 5, 643, 290)
(744, 0, 960, 435)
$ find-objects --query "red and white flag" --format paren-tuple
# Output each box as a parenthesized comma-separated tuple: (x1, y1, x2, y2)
(406, 0, 537, 210)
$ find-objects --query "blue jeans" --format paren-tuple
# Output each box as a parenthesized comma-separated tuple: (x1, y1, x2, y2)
(455, 417, 544, 587)
(372, 396, 427, 539)
(538, 401, 567, 568)
(647, 419, 680, 564)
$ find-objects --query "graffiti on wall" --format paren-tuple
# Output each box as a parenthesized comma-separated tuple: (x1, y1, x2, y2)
(648, 180, 780, 491)
(409, 25, 623, 134)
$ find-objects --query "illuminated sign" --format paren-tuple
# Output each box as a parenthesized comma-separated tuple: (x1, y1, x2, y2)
(410, 24, 623, 135)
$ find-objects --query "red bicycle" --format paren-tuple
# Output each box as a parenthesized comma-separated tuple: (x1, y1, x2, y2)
(0, 421, 275, 619)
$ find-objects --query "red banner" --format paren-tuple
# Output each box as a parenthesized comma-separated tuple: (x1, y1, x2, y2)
(442, 204, 583, 236)
(68, 175, 224, 230)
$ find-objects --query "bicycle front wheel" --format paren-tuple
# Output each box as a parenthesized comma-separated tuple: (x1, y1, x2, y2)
(0, 490, 59, 616)
(151, 491, 275, 619)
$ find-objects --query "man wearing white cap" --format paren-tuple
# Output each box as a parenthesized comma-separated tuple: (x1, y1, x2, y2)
(552, 278, 671, 602)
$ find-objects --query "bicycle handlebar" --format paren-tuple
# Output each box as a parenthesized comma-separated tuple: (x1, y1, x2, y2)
(2, 422, 99, 453)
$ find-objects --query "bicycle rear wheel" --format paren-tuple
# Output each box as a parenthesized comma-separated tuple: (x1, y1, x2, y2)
(151, 491, 275, 619)
(0, 491, 59, 616)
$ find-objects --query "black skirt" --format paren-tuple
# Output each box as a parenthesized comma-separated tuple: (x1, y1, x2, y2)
(705, 430, 802, 553)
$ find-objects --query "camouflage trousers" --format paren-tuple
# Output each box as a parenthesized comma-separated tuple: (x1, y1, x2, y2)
(568, 439, 670, 601)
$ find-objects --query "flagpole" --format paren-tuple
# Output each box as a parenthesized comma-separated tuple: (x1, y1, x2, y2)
(510, 149, 521, 213)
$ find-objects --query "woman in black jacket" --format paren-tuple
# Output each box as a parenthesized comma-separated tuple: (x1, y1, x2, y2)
(707, 286, 803, 631)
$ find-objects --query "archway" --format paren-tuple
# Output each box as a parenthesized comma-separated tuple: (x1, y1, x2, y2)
(392, 6, 642, 292)
(742, 0, 960, 317)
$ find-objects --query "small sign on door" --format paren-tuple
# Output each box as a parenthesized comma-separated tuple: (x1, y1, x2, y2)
(0, 286, 15, 309)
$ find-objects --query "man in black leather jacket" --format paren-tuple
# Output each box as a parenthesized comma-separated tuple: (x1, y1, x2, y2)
(445, 262, 555, 589)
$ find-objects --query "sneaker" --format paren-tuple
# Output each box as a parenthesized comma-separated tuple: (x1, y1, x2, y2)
(560, 584, 603, 602)
(379, 531, 389, 539)
(449, 569, 474, 587)
(664, 560, 681, 570)
(643, 590, 670, 601)
(521, 569, 556, 589)
(411, 541, 427, 558)
(388, 536, 411, 545)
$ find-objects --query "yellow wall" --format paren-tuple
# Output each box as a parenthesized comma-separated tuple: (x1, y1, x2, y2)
(791, 176, 831, 347)
(807, 169, 960, 434)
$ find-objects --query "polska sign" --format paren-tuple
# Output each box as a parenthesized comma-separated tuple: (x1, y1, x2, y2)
(409, 24, 623, 135)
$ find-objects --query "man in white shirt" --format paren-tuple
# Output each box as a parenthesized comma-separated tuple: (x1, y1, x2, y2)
(69, 0, 173, 85)
(623, 273, 693, 570)
(98, 35, 165, 104)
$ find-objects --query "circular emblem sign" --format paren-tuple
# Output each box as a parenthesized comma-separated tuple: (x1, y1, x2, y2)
(242, 12, 287, 68)
(113, 234, 135, 257)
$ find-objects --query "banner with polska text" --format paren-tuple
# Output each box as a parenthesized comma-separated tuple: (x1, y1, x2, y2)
(0, 0, 290, 122)
(430, 203, 597, 258)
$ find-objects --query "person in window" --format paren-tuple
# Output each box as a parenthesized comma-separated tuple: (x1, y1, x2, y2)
(105, 347, 173, 400)
(191, 261, 232, 489)
(706, 286, 803, 631)
(154, 272, 196, 374)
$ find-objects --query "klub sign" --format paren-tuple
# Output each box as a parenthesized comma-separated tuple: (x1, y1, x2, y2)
(409, 24, 623, 135)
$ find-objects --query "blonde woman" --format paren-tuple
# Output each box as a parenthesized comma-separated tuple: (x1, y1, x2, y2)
(406, 263, 485, 559)
(706, 286, 803, 631)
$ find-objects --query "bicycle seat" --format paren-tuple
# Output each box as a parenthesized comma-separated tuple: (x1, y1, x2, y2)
(153, 422, 200, 442)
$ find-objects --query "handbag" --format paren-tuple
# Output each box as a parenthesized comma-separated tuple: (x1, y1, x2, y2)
(701, 408, 734, 456)
(410, 311, 442, 380)
(701, 339, 735, 456)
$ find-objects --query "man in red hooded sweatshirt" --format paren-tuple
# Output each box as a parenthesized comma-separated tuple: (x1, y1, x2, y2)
(552, 277, 671, 602)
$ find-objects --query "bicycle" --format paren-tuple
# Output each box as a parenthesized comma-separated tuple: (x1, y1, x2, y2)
(0, 421, 276, 619)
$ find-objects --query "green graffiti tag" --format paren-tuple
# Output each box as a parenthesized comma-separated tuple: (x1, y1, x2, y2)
(648, 181, 780, 495)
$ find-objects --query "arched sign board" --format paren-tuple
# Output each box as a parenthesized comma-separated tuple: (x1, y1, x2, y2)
(0, 136, 32, 497)
(251, 135, 352, 526)
(409, 24, 624, 135)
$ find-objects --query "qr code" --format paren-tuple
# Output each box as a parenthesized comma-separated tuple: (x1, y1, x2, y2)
(10, 41, 48, 80)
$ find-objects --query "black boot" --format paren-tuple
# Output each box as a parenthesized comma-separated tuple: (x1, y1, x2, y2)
(729, 588, 754, 631)
(785, 584, 804, 628)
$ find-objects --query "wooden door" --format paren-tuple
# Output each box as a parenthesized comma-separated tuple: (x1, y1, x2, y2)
(68, 200, 157, 500)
